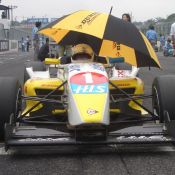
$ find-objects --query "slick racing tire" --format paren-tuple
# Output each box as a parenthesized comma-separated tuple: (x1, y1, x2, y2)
(24, 61, 46, 83)
(0, 77, 22, 140)
(152, 75, 175, 122)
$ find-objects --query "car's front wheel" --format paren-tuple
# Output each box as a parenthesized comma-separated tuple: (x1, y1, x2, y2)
(152, 75, 175, 122)
(0, 77, 22, 140)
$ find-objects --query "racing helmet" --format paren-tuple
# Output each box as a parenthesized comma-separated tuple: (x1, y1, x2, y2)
(71, 44, 94, 63)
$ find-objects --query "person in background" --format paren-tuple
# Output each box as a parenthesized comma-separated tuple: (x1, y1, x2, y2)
(122, 13, 131, 22)
(163, 38, 174, 56)
(159, 34, 165, 51)
(170, 22, 175, 56)
(21, 37, 25, 52)
(38, 38, 49, 62)
(115, 13, 140, 76)
(116, 13, 133, 71)
(32, 22, 41, 60)
(1, 11, 6, 19)
(26, 36, 30, 52)
(146, 25, 157, 49)
(58, 45, 72, 57)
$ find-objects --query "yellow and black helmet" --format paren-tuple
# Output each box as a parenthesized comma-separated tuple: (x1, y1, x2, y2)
(71, 44, 94, 63)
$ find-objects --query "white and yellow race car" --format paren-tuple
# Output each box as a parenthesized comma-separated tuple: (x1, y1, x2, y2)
(1, 57, 175, 150)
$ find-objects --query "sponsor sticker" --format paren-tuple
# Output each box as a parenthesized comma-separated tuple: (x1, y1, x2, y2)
(71, 84, 108, 94)
(75, 12, 100, 29)
(18, 138, 69, 142)
(87, 108, 99, 115)
(116, 136, 171, 142)
(92, 64, 105, 72)
(68, 65, 80, 72)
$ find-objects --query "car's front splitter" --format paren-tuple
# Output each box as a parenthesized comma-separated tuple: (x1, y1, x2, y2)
(4, 123, 175, 151)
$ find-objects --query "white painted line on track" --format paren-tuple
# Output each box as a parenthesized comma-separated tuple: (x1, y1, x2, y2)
(0, 147, 12, 155)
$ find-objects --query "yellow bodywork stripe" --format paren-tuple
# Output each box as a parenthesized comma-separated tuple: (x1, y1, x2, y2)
(73, 94, 107, 123)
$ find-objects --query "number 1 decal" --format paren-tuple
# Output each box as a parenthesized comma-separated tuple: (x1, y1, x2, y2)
(83, 73, 93, 84)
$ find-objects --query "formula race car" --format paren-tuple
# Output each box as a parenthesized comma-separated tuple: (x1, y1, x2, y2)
(1, 56, 175, 151)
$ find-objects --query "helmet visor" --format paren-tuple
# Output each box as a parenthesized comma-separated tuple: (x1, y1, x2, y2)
(72, 53, 92, 61)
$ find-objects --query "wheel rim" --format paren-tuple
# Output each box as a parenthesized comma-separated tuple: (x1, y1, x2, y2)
(152, 86, 161, 119)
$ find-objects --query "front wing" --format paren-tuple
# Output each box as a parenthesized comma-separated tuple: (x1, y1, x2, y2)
(5, 121, 175, 150)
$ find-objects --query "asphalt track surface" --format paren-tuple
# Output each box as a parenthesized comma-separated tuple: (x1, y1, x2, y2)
(0, 51, 175, 175)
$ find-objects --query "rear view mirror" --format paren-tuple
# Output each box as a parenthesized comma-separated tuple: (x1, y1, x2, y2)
(108, 57, 125, 64)
(44, 58, 60, 65)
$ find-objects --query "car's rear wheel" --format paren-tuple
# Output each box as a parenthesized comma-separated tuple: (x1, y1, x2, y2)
(0, 77, 22, 139)
(152, 75, 175, 122)
(24, 61, 46, 83)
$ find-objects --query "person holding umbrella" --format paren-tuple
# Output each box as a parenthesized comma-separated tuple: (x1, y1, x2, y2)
(122, 13, 131, 22)
(115, 13, 133, 71)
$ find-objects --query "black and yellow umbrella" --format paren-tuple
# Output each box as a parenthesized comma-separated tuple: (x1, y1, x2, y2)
(39, 10, 160, 68)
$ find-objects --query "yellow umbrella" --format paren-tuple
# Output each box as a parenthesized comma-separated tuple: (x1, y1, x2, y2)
(39, 10, 160, 68)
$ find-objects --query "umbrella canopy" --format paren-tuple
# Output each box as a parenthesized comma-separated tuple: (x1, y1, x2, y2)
(39, 10, 160, 68)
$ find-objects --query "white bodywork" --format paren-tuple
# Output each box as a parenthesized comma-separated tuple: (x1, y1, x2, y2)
(66, 63, 109, 126)
(111, 66, 139, 80)
(26, 67, 50, 79)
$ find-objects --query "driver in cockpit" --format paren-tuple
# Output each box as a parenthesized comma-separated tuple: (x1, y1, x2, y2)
(60, 44, 95, 64)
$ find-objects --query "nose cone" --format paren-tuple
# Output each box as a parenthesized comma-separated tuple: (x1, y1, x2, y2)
(67, 63, 110, 126)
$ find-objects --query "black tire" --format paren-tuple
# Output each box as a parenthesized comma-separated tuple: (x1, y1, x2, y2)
(152, 75, 175, 122)
(0, 77, 22, 139)
(24, 61, 46, 83)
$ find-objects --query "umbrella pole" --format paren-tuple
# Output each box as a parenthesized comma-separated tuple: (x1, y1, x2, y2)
(109, 6, 113, 15)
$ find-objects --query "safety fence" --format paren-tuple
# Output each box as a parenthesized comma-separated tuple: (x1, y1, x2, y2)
(0, 26, 31, 52)
(0, 40, 9, 52)
(9, 27, 31, 41)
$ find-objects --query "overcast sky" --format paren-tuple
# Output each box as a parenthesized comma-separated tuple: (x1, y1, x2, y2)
(3, 0, 175, 22)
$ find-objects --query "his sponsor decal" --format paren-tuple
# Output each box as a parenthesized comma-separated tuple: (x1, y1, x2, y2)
(71, 84, 108, 94)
